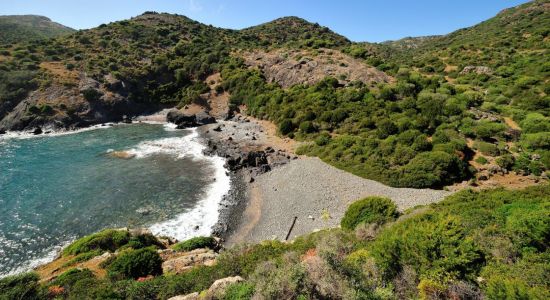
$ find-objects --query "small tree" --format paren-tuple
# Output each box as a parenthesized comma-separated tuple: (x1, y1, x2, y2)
(279, 119, 295, 135)
(341, 197, 399, 230)
(107, 248, 162, 280)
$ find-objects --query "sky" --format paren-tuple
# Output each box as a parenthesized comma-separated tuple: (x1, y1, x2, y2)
(0, 0, 531, 42)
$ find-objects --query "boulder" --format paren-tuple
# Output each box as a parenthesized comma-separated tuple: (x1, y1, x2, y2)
(168, 293, 199, 300)
(195, 111, 216, 125)
(167, 109, 216, 129)
(161, 248, 218, 274)
(32, 127, 43, 135)
(207, 276, 245, 298)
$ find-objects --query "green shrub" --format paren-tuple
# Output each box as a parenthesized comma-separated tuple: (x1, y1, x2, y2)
(67, 278, 119, 299)
(0, 272, 41, 300)
(250, 253, 314, 299)
(223, 282, 255, 300)
(107, 247, 163, 280)
(341, 197, 399, 230)
(473, 120, 506, 140)
(520, 113, 550, 133)
(473, 141, 500, 156)
(521, 132, 550, 150)
(123, 233, 165, 250)
(278, 119, 295, 136)
(400, 151, 467, 188)
(370, 213, 483, 281)
(481, 252, 550, 300)
(299, 121, 317, 133)
(49, 268, 95, 293)
(475, 156, 488, 165)
(172, 236, 217, 252)
(314, 132, 331, 146)
(81, 88, 103, 101)
(496, 154, 515, 170)
(63, 229, 131, 256)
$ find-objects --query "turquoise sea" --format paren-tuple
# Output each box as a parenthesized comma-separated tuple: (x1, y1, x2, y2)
(0, 123, 230, 277)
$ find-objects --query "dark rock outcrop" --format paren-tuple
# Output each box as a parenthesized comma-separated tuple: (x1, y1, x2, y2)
(166, 109, 217, 128)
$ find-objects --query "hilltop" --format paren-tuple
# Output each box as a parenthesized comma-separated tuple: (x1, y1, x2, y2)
(0, 15, 74, 44)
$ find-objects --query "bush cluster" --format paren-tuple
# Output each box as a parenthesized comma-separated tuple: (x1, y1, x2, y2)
(340, 197, 398, 230)
(172, 236, 218, 252)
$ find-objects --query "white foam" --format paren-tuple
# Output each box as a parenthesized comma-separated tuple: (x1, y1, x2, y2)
(125, 128, 204, 159)
(1, 124, 231, 276)
(148, 128, 231, 240)
(0, 240, 71, 278)
(0, 123, 115, 141)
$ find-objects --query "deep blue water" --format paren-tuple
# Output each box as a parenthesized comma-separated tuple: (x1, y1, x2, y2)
(0, 123, 227, 276)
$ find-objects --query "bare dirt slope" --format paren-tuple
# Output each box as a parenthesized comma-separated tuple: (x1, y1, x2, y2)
(241, 48, 394, 88)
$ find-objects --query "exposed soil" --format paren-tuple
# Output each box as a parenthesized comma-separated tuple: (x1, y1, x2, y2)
(241, 48, 394, 88)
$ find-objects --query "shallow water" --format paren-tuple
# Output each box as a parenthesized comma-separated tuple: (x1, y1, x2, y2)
(0, 123, 229, 276)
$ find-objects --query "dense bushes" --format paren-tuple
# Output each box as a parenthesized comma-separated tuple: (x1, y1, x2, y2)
(341, 197, 398, 230)
(369, 185, 549, 297)
(107, 247, 163, 280)
(223, 59, 481, 188)
(172, 236, 218, 252)
(62, 229, 163, 257)
(0, 272, 41, 300)
(63, 229, 131, 256)
(1, 186, 548, 299)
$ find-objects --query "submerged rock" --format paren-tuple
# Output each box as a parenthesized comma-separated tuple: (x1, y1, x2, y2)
(108, 151, 136, 159)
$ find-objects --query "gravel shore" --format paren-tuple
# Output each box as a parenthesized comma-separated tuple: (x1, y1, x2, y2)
(226, 157, 452, 245)
(190, 115, 452, 246)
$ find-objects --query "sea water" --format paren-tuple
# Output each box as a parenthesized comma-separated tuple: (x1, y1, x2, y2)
(0, 123, 230, 277)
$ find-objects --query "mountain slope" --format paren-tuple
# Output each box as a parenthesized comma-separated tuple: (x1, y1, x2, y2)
(0, 15, 74, 44)
(0, 2, 548, 189)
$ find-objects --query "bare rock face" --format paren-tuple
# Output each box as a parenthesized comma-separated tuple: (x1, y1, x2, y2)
(460, 66, 493, 75)
(242, 48, 393, 88)
(161, 248, 218, 274)
(207, 276, 244, 298)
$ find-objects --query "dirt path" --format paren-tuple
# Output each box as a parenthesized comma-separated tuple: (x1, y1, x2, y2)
(504, 117, 521, 130)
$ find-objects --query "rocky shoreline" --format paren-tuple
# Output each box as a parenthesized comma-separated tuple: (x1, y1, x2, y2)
(197, 118, 299, 242)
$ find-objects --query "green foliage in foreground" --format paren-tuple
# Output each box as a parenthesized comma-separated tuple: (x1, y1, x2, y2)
(107, 247, 163, 280)
(62, 229, 165, 257)
(62, 229, 131, 256)
(172, 236, 217, 252)
(0, 272, 41, 300)
(340, 196, 399, 230)
(2, 185, 547, 299)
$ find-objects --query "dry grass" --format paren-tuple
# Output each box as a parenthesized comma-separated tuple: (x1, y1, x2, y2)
(39, 61, 80, 85)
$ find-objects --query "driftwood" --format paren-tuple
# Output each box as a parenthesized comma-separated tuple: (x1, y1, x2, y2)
(285, 216, 298, 241)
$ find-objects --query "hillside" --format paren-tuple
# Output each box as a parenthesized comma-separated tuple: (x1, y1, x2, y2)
(2, 185, 548, 299)
(0, 2, 549, 299)
(0, 15, 74, 44)
(0, 1, 548, 191)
